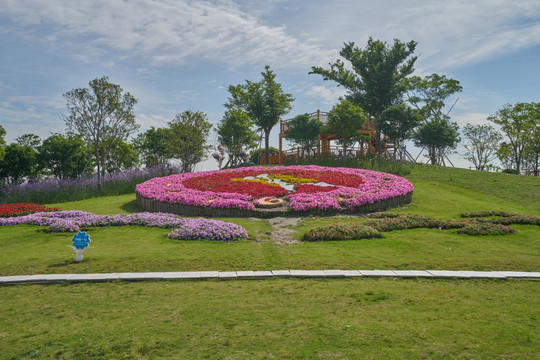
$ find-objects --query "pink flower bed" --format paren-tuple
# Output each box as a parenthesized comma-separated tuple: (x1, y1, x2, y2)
(135, 165, 413, 214)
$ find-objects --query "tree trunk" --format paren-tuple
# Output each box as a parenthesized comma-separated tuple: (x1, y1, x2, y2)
(264, 130, 270, 165)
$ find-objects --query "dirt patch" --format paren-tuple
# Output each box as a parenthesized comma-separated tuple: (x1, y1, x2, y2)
(268, 217, 302, 244)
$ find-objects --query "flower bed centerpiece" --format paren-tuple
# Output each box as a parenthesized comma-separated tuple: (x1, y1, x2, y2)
(135, 165, 413, 217)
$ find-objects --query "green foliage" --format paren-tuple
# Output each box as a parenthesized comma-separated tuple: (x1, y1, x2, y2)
(249, 146, 279, 164)
(134, 127, 173, 170)
(0, 143, 37, 185)
(489, 102, 540, 174)
(284, 113, 323, 155)
(379, 104, 421, 148)
(462, 123, 503, 171)
(168, 110, 212, 173)
(216, 109, 258, 167)
(285, 153, 414, 176)
(310, 38, 418, 152)
(327, 99, 366, 158)
(105, 138, 139, 174)
(406, 73, 462, 165)
(226, 65, 294, 164)
(37, 133, 93, 179)
(0, 125, 5, 161)
(303, 211, 538, 241)
(414, 118, 460, 165)
(303, 222, 383, 241)
(15, 133, 41, 149)
(63, 76, 139, 181)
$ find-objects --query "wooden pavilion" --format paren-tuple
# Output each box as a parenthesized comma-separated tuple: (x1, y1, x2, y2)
(261, 110, 399, 164)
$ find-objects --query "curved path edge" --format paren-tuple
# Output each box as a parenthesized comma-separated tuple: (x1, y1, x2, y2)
(1, 270, 539, 285)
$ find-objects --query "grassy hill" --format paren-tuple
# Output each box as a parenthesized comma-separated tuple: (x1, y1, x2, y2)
(1, 165, 538, 359)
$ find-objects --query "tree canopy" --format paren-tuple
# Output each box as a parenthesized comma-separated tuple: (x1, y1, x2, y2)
(168, 110, 212, 173)
(226, 65, 294, 164)
(488, 102, 540, 174)
(462, 123, 502, 171)
(406, 73, 462, 165)
(327, 99, 366, 159)
(0, 125, 6, 161)
(284, 113, 323, 156)
(216, 109, 258, 168)
(310, 38, 417, 153)
(37, 133, 93, 179)
(63, 76, 139, 181)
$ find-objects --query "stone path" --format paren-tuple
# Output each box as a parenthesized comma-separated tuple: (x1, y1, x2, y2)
(1, 270, 539, 285)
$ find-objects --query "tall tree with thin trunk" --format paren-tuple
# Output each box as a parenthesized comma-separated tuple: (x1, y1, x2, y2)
(63, 76, 139, 182)
(226, 65, 294, 164)
(462, 123, 502, 171)
(488, 102, 538, 174)
(310, 38, 417, 154)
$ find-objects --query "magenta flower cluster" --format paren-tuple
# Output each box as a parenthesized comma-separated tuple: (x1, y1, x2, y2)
(0, 211, 248, 241)
(136, 165, 413, 213)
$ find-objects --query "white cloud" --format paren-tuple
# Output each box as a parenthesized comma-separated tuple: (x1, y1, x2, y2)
(452, 112, 492, 127)
(303, 85, 347, 105)
(1, 0, 334, 69)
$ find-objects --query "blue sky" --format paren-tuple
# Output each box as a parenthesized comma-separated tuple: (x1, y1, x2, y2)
(1, 0, 539, 170)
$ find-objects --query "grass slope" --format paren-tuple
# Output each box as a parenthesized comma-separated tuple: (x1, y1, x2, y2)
(1, 165, 539, 359)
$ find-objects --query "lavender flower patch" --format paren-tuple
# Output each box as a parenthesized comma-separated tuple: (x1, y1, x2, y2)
(0, 211, 248, 241)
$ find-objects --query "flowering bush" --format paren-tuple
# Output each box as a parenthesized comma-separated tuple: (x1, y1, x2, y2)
(0, 211, 248, 241)
(136, 165, 413, 213)
(0, 203, 59, 217)
(302, 211, 538, 241)
(303, 223, 383, 241)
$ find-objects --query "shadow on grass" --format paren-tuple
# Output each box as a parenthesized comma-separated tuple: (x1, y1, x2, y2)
(120, 199, 142, 213)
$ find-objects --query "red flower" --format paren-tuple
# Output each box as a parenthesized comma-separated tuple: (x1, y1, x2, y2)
(0, 203, 60, 218)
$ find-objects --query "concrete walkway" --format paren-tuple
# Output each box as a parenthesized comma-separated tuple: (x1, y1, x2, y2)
(1, 270, 539, 285)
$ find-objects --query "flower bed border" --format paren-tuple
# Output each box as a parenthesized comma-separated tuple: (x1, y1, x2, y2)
(136, 190, 413, 218)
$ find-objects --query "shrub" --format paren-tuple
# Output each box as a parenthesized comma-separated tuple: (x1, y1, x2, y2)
(285, 153, 414, 176)
(0, 203, 59, 217)
(457, 223, 515, 235)
(302, 223, 383, 241)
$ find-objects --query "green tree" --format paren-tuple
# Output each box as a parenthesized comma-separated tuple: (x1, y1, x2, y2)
(249, 146, 279, 164)
(523, 107, 540, 176)
(406, 73, 463, 165)
(37, 133, 93, 179)
(414, 118, 460, 166)
(63, 76, 139, 181)
(462, 123, 503, 171)
(0, 143, 37, 185)
(105, 138, 139, 175)
(327, 99, 367, 159)
(310, 38, 417, 153)
(379, 104, 421, 152)
(488, 102, 538, 174)
(15, 133, 41, 149)
(216, 109, 258, 168)
(284, 113, 323, 156)
(134, 127, 173, 171)
(226, 65, 294, 164)
(0, 125, 6, 161)
(168, 110, 212, 173)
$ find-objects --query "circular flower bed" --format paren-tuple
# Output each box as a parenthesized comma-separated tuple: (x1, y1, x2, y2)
(136, 165, 414, 217)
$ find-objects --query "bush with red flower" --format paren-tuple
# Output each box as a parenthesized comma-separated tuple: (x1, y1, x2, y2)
(0, 203, 60, 218)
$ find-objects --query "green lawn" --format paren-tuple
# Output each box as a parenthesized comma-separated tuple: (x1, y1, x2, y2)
(1, 165, 539, 359)
(1, 279, 539, 360)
